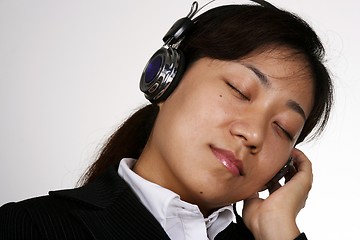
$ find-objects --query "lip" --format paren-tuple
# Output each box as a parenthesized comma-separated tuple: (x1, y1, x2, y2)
(210, 146, 244, 176)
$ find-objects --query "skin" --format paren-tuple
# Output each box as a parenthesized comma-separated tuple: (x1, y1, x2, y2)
(134, 46, 314, 239)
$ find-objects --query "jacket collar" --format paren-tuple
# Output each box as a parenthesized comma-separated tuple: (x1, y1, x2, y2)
(49, 164, 171, 240)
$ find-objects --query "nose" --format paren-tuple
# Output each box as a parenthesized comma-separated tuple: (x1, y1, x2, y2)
(229, 118, 266, 154)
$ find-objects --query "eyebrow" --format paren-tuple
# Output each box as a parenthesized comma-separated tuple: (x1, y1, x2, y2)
(286, 100, 306, 120)
(244, 64, 270, 87)
(244, 63, 307, 121)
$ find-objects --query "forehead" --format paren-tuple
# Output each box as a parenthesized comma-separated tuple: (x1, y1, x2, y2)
(242, 46, 313, 80)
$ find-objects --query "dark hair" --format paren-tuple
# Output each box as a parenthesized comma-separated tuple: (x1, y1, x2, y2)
(80, 4, 333, 185)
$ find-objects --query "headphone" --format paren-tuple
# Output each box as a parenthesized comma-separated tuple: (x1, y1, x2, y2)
(139, 0, 276, 103)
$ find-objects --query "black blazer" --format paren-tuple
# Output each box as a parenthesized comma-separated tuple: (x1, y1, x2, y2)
(0, 165, 306, 239)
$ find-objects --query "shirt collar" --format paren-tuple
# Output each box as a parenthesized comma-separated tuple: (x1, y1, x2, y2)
(118, 158, 234, 240)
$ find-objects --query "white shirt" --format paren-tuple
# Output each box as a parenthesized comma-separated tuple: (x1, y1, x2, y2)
(118, 158, 234, 240)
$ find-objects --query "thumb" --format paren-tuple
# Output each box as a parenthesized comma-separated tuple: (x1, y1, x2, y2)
(242, 192, 262, 230)
(243, 192, 261, 210)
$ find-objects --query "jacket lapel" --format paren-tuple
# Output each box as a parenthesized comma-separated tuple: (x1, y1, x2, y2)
(50, 165, 171, 240)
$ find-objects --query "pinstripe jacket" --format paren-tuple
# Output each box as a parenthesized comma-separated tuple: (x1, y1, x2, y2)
(0, 165, 306, 239)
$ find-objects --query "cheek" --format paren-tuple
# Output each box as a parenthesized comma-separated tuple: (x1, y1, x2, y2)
(173, 87, 230, 128)
(257, 145, 292, 179)
(154, 88, 231, 162)
(154, 95, 208, 150)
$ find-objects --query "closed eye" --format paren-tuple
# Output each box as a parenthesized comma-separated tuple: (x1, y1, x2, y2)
(226, 82, 250, 101)
(275, 123, 294, 141)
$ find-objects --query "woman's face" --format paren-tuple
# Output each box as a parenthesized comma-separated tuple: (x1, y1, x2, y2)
(136, 47, 314, 214)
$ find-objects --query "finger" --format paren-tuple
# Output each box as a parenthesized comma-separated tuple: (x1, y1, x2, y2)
(291, 148, 312, 171)
(291, 149, 313, 179)
(290, 148, 313, 191)
(243, 192, 261, 207)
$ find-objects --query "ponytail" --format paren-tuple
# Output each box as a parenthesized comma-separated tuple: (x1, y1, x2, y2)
(79, 104, 159, 185)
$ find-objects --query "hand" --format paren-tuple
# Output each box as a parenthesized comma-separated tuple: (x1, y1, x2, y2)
(242, 148, 313, 240)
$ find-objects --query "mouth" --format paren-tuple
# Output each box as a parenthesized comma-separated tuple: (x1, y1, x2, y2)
(210, 145, 244, 176)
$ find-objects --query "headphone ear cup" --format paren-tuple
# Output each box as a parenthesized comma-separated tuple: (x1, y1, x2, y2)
(140, 46, 186, 103)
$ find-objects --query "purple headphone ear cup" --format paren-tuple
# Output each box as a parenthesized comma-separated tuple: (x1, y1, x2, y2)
(139, 15, 193, 103)
(139, 47, 185, 103)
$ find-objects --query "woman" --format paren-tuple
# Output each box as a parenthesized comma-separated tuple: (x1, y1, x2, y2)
(0, 1, 333, 239)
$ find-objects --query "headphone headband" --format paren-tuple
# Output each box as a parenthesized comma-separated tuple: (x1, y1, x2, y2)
(162, 2, 198, 45)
